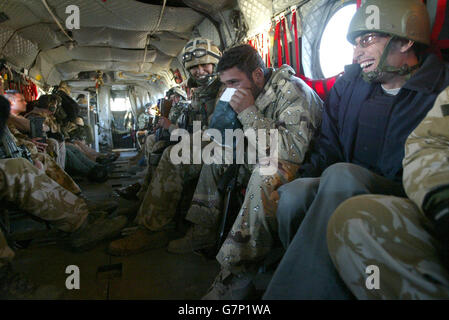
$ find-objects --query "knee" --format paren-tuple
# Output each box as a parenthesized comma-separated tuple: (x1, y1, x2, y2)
(321, 163, 360, 181)
(321, 163, 373, 193)
(327, 194, 388, 244)
(161, 145, 173, 162)
(5, 158, 32, 171)
(327, 195, 373, 258)
(276, 178, 310, 224)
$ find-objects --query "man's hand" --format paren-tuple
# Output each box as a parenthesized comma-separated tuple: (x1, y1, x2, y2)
(156, 116, 171, 130)
(229, 88, 255, 114)
(31, 138, 48, 153)
(137, 130, 148, 136)
(33, 159, 44, 171)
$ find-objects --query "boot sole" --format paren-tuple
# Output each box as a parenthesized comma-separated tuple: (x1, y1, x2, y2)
(107, 233, 169, 256)
(166, 242, 215, 254)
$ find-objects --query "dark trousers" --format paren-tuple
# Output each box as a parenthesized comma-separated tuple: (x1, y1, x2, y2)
(263, 163, 405, 299)
(65, 144, 97, 175)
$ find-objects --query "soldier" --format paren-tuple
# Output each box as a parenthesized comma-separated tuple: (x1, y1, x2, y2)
(25, 94, 66, 169)
(0, 95, 127, 298)
(166, 44, 321, 299)
(4, 90, 81, 194)
(263, 0, 449, 299)
(138, 86, 189, 194)
(326, 86, 449, 299)
(108, 37, 222, 255)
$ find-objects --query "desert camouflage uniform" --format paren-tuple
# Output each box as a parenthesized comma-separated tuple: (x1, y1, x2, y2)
(327, 86, 449, 299)
(25, 109, 66, 169)
(7, 121, 81, 195)
(0, 229, 14, 268)
(0, 158, 89, 267)
(167, 101, 188, 125)
(135, 78, 222, 230)
(185, 65, 323, 273)
(137, 101, 191, 200)
(63, 122, 94, 144)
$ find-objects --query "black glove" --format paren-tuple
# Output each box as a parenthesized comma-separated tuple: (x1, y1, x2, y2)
(47, 131, 65, 142)
(426, 200, 449, 265)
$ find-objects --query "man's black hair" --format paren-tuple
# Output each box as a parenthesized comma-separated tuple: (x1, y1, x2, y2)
(0, 95, 10, 140)
(216, 44, 267, 80)
(55, 90, 79, 122)
(37, 94, 60, 110)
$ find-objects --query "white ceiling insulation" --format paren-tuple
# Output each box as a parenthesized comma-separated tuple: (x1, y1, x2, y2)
(0, 0, 209, 97)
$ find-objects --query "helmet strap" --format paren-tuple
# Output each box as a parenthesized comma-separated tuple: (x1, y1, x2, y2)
(362, 36, 421, 83)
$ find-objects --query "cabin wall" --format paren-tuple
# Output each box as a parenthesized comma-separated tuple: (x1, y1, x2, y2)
(97, 85, 113, 147)
(196, 16, 223, 48)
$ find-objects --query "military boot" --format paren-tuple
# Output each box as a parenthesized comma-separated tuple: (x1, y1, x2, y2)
(107, 227, 169, 256)
(87, 164, 109, 183)
(202, 269, 257, 300)
(167, 224, 215, 254)
(69, 212, 128, 251)
(80, 196, 118, 214)
(115, 183, 141, 201)
(0, 264, 63, 299)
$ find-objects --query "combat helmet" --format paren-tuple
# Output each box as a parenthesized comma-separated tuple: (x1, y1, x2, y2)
(170, 86, 187, 100)
(181, 38, 221, 70)
(347, 0, 430, 46)
(347, 0, 431, 82)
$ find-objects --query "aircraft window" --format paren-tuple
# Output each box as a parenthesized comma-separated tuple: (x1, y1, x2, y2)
(319, 4, 357, 78)
(111, 97, 132, 112)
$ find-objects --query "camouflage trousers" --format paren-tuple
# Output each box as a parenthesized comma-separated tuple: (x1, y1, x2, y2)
(0, 158, 89, 267)
(327, 194, 449, 299)
(46, 138, 66, 170)
(184, 156, 299, 274)
(214, 160, 300, 274)
(33, 151, 81, 195)
(136, 142, 202, 231)
(0, 229, 14, 268)
(137, 134, 171, 200)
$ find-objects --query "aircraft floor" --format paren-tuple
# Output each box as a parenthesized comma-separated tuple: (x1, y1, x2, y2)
(9, 151, 220, 299)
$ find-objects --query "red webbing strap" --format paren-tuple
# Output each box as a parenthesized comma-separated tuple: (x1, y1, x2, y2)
(292, 10, 301, 75)
(356, 0, 361, 9)
(274, 20, 282, 67)
(263, 33, 271, 67)
(281, 17, 291, 65)
(439, 39, 449, 47)
(432, 0, 448, 48)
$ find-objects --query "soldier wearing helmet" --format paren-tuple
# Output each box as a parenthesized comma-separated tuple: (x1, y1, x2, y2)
(156, 38, 222, 133)
(108, 38, 224, 256)
(347, 0, 430, 85)
(264, 0, 449, 299)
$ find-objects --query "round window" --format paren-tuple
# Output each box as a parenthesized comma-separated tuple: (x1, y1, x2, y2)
(319, 4, 357, 78)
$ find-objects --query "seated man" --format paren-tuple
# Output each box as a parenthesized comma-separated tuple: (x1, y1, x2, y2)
(4, 90, 81, 194)
(0, 95, 127, 298)
(165, 45, 322, 300)
(108, 37, 222, 255)
(25, 94, 66, 169)
(327, 85, 449, 299)
(263, 0, 449, 299)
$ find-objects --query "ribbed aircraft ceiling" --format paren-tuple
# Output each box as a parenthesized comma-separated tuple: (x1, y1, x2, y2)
(0, 0, 215, 94)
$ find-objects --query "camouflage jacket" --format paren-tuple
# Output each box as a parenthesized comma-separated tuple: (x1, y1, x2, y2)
(403, 86, 449, 211)
(237, 64, 323, 164)
(25, 109, 60, 134)
(168, 101, 189, 124)
(189, 77, 223, 130)
(7, 119, 38, 155)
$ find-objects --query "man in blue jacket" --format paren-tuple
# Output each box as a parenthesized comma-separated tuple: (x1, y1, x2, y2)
(264, 0, 449, 299)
